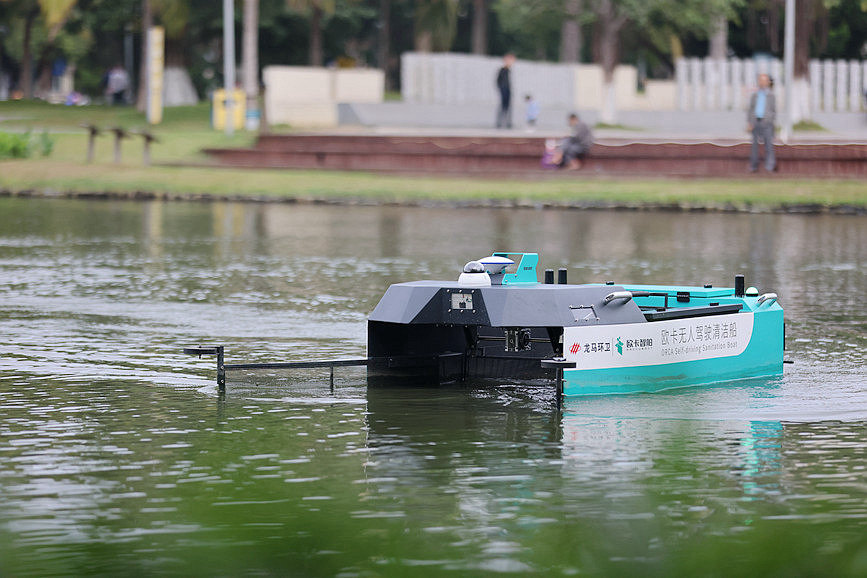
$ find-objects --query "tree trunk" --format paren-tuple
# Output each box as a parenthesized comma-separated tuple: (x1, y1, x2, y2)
(794, 0, 812, 79)
(137, 0, 152, 112)
(559, 0, 582, 63)
(415, 30, 432, 53)
(595, 0, 622, 124)
(310, 4, 323, 66)
(243, 0, 259, 126)
(21, 12, 36, 98)
(791, 0, 814, 122)
(35, 58, 52, 97)
(471, 0, 487, 55)
(709, 15, 727, 59)
(377, 0, 391, 87)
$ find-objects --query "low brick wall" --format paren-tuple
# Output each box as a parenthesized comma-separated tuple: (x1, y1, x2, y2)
(204, 135, 867, 177)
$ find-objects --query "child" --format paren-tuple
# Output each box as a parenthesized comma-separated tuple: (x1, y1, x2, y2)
(524, 94, 540, 131)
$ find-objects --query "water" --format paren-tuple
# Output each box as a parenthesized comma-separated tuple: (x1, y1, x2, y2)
(0, 197, 865, 576)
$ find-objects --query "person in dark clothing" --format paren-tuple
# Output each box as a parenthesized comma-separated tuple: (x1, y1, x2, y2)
(554, 113, 593, 170)
(495, 53, 515, 129)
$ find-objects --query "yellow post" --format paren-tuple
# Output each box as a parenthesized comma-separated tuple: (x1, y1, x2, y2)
(212, 88, 246, 131)
(146, 26, 164, 125)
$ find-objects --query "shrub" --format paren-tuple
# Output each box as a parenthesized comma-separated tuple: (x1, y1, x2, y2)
(38, 131, 54, 157)
(0, 132, 32, 159)
(0, 131, 55, 159)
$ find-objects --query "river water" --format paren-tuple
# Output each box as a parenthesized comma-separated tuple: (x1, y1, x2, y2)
(0, 197, 865, 576)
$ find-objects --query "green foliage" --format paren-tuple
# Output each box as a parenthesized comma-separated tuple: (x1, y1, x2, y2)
(594, 122, 642, 130)
(152, 0, 192, 39)
(494, 0, 565, 60)
(793, 120, 827, 131)
(1, 0, 866, 98)
(0, 131, 32, 159)
(0, 129, 55, 159)
(38, 130, 54, 156)
(415, 0, 460, 51)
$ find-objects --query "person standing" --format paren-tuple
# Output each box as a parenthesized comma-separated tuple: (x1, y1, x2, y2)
(524, 94, 540, 131)
(748, 73, 776, 172)
(495, 53, 515, 129)
(106, 64, 130, 105)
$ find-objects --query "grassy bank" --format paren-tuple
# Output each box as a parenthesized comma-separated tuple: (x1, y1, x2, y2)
(3, 158, 865, 212)
(2, 100, 865, 212)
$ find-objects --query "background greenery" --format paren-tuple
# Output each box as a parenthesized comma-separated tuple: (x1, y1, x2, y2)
(1, 0, 866, 99)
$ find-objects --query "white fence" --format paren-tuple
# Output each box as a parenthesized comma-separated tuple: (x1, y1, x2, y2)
(675, 57, 867, 112)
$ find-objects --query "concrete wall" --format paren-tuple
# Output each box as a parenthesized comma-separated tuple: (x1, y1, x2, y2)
(401, 52, 678, 112)
(263, 66, 384, 128)
(402, 52, 575, 108)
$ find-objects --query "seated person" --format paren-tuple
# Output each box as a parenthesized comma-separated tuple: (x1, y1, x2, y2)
(553, 113, 593, 170)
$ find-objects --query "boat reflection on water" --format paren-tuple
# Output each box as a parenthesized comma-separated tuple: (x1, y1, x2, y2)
(362, 376, 795, 519)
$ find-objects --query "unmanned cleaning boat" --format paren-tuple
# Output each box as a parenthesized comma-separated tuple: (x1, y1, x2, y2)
(367, 252, 784, 395)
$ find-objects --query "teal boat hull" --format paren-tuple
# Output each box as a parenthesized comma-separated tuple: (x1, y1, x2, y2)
(562, 293, 784, 396)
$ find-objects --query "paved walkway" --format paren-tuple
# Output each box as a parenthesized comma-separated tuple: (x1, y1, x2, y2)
(338, 103, 867, 143)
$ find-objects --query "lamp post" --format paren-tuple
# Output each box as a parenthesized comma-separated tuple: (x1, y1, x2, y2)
(0, 25, 8, 101)
(782, 0, 795, 143)
(223, 0, 236, 136)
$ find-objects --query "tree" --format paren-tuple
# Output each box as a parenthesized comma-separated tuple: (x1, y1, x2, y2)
(415, 0, 459, 52)
(286, 0, 335, 65)
(0, 0, 79, 97)
(494, 0, 563, 60)
(790, 0, 825, 122)
(708, 15, 727, 59)
(137, 0, 192, 109)
(592, 0, 625, 123)
(21, 5, 38, 97)
(560, 0, 582, 62)
(377, 0, 389, 69)
(471, 0, 487, 54)
(588, 0, 739, 123)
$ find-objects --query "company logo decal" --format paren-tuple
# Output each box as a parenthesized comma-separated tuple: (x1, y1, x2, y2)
(563, 313, 752, 370)
(580, 341, 611, 354)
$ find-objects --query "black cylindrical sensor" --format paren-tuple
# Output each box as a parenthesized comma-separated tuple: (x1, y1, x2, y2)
(544, 269, 554, 284)
(558, 268, 568, 285)
(735, 274, 745, 297)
